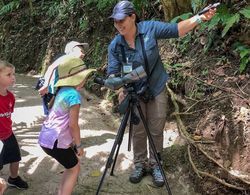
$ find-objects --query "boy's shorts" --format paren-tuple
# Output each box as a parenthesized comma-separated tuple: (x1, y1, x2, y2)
(0, 133, 21, 170)
(41, 140, 78, 169)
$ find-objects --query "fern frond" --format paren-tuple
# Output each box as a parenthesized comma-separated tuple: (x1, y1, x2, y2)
(0, 0, 20, 16)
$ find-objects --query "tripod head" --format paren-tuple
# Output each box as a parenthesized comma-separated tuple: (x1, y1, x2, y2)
(115, 84, 140, 115)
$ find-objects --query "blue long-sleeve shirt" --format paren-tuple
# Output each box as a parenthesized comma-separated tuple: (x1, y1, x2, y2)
(107, 20, 179, 96)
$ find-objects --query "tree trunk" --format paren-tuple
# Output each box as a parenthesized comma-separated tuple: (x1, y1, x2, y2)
(160, 0, 192, 21)
(27, 0, 34, 15)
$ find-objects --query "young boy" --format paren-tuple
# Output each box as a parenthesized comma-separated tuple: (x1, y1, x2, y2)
(0, 60, 28, 190)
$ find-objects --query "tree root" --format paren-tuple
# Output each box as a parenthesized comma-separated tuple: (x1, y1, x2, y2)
(196, 144, 250, 186)
(167, 85, 250, 191)
(187, 145, 246, 191)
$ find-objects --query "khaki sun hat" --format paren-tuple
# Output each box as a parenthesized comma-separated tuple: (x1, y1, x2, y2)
(55, 56, 96, 87)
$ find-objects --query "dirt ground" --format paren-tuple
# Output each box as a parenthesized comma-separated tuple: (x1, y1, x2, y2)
(0, 74, 199, 195)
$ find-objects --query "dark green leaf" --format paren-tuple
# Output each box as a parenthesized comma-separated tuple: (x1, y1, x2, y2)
(239, 7, 250, 19)
(222, 13, 240, 37)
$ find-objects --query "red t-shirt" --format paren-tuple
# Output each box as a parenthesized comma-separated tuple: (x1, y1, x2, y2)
(0, 90, 15, 140)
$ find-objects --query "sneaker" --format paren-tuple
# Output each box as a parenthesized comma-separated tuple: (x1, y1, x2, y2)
(7, 176, 28, 189)
(129, 164, 147, 184)
(151, 165, 164, 187)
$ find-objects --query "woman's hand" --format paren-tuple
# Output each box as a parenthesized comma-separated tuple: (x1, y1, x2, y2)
(118, 90, 126, 104)
(117, 88, 127, 104)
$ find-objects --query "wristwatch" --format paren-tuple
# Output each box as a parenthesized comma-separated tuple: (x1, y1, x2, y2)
(75, 142, 84, 149)
(194, 15, 203, 24)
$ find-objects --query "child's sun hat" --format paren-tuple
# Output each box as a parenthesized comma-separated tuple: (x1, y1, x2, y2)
(55, 56, 95, 87)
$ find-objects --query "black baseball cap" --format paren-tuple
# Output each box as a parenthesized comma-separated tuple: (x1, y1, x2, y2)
(109, 1, 135, 20)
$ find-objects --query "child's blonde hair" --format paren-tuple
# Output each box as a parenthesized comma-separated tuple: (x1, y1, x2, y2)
(0, 60, 14, 72)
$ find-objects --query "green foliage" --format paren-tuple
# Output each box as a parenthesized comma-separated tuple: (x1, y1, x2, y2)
(46, 2, 61, 18)
(22, 0, 33, 16)
(202, 68, 208, 76)
(84, 0, 152, 19)
(233, 42, 250, 73)
(170, 12, 194, 54)
(187, 80, 205, 99)
(171, 12, 192, 23)
(85, 0, 116, 11)
(207, 14, 221, 31)
(45, 0, 79, 20)
(201, 4, 249, 73)
(167, 63, 186, 89)
(170, 72, 184, 91)
(173, 4, 249, 40)
(205, 5, 249, 37)
(167, 63, 208, 99)
(0, 0, 20, 16)
(106, 90, 116, 102)
(239, 6, 250, 19)
(171, 63, 184, 69)
(79, 18, 88, 31)
(172, 3, 249, 75)
(191, 0, 207, 14)
(221, 13, 240, 37)
(165, 62, 186, 72)
(91, 40, 107, 68)
(132, 0, 150, 15)
(175, 33, 192, 53)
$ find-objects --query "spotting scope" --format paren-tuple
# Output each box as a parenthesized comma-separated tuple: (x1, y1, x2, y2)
(94, 66, 147, 90)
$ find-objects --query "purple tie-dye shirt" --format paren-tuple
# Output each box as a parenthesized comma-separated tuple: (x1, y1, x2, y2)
(38, 87, 82, 149)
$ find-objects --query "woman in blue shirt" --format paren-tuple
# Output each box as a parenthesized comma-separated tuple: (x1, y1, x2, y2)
(107, 0, 216, 187)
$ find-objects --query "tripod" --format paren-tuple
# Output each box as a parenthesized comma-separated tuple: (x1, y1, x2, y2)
(96, 86, 172, 195)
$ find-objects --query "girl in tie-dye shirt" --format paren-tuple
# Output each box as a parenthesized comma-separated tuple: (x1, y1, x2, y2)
(38, 55, 95, 195)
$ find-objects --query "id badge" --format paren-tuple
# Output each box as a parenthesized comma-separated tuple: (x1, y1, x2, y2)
(123, 62, 132, 74)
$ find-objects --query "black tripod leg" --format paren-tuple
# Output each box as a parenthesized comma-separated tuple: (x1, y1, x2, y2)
(96, 108, 130, 195)
(136, 104, 172, 195)
(127, 116, 133, 152)
(127, 103, 134, 152)
(110, 108, 131, 175)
